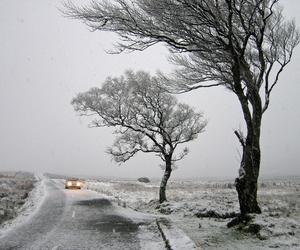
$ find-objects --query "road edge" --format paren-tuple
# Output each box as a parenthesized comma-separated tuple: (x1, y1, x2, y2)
(156, 217, 198, 250)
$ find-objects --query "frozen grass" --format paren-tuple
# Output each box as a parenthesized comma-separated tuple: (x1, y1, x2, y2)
(85, 177, 300, 250)
(0, 172, 36, 226)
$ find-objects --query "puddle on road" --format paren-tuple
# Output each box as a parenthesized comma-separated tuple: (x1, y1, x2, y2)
(75, 198, 112, 207)
(74, 198, 141, 233)
(83, 214, 139, 233)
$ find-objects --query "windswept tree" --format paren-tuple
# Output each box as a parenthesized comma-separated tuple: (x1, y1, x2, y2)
(72, 71, 207, 203)
(64, 0, 300, 216)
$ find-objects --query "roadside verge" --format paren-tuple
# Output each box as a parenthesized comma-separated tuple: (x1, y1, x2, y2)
(156, 217, 198, 250)
(0, 173, 45, 236)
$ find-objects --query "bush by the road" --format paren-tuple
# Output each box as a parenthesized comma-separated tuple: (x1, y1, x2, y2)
(137, 177, 151, 183)
(0, 172, 36, 224)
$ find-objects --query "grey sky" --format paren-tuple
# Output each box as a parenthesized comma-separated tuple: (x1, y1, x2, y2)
(0, 0, 299, 179)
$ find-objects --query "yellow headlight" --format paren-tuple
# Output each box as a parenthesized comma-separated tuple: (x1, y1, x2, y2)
(67, 181, 72, 186)
(76, 182, 81, 186)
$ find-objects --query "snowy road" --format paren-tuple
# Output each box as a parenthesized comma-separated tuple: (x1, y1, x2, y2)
(0, 178, 162, 250)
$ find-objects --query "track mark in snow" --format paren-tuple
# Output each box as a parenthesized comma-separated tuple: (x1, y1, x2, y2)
(51, 246, 59, 250)
(72, 210, 76, 218)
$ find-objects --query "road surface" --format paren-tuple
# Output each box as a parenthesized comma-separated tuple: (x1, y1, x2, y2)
(0, 178, 164, 249)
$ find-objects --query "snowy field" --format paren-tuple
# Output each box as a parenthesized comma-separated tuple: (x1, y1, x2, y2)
(85, 176, 300, 250)
(0, 171, 44, 234)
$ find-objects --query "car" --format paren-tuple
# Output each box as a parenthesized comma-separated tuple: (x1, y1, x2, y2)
(64, 178, 83, 189)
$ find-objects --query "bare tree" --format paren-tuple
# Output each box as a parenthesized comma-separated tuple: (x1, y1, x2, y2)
(71, 71, 207, 203)
(64, 0, 300, 216)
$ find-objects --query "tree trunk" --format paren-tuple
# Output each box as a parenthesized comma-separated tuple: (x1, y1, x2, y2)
(235, 144, 261, 215)
(159, 157, 172, 203)
(232, 65, 263, 216)
(235, 117, 262, 215)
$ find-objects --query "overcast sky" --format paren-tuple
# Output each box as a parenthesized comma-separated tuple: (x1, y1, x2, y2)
(0, 0, 299, 179)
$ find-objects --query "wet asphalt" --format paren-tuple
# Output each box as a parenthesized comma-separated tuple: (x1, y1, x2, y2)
(0, 179, 154, 250)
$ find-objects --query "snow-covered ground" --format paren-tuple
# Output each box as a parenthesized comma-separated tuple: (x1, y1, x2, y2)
(0, 172, 45, 236)
(85, 177, 300, 250)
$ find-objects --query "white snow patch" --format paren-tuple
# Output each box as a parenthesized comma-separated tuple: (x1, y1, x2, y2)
(116, 205, 155, 224)
(85, 180, 157, 207)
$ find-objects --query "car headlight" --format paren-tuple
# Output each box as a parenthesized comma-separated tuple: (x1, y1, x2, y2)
(67, 181, 72, 186)
(76, 182, 81, 187)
